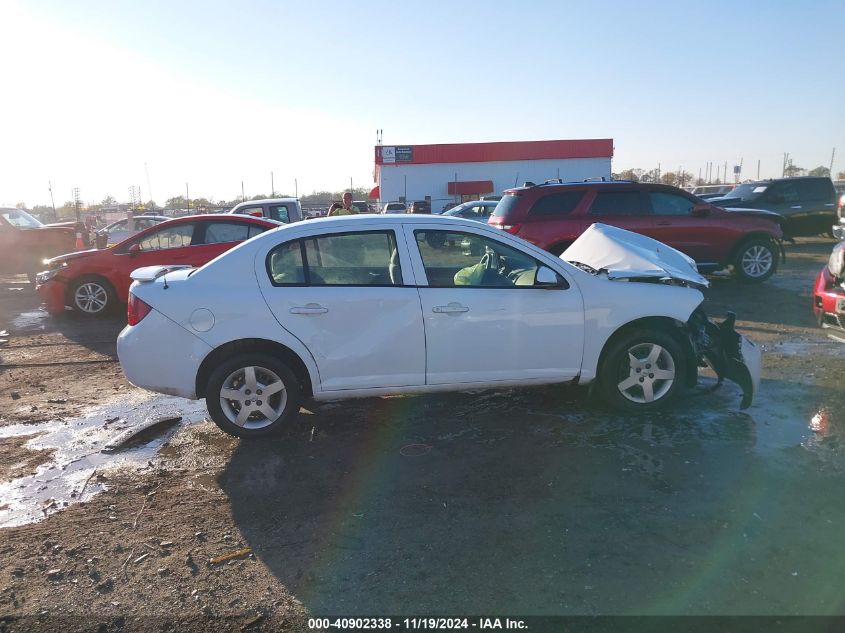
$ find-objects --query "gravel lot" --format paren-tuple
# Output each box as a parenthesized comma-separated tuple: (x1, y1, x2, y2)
(0, 238, 843, 631)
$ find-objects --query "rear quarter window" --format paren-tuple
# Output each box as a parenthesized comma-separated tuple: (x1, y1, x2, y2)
(491, 194, 523, 218)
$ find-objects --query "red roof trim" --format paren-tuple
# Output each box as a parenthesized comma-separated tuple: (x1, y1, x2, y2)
(375, 139, 612, 165)
(447, 180, 494, 195)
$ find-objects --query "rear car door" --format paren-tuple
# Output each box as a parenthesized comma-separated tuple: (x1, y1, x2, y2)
(257, 228, 425, 391)
(795, 179, 837, 235)
(582, 189, 654, 237)
(197, 220, 270, 260)
(404, 225, 584, 385)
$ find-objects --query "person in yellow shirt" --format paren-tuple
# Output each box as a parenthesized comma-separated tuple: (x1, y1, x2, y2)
(328, 192, 359, 216)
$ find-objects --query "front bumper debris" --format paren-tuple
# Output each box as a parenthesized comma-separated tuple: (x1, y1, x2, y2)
(687, 310, 761, 409)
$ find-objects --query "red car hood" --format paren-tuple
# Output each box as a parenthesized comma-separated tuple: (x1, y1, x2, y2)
(46, 248, 101, 267)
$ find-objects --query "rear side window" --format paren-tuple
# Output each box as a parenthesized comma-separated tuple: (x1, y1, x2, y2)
(527, 192, 583, 216)
(589, 191, 643, 215)
(303, 231, 400, 286)
(267, 241, 305, 286)
(235, 206, 263, 216)
(798, 179, 834, 201)
(269, 205, 290, 223)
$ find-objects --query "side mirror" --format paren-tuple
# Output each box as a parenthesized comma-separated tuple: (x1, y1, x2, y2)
(535, 266, 563, 287)
(692, 204, 710, 217)
(128, 243, 141, 258)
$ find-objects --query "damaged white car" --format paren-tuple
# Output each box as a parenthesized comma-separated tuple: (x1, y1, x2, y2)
(117, 217, 761, 438)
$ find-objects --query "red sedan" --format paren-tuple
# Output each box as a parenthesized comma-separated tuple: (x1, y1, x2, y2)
(813, 240, 845, 335)
(36, 214, 280, 317)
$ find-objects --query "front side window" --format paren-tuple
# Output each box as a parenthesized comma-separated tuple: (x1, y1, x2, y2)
(649, 192, 695, 216)
(304, 231, 401, 286)
(589, 191, 643, 215)
(766, 183, 799, 204)
(1, 208, 42, 228)
(106, 220, 128, 235)
(235, 206, 262, 216)
(136, 224, 195, 251)
(414, 230, 554, 288)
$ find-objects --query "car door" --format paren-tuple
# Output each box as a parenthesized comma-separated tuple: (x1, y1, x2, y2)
(796, 179, 836, 234)
(581, 189, 654, 236)
(644, 190, 728, 263)
(404, 224, 584, 385)
(257, 228, 426, 391)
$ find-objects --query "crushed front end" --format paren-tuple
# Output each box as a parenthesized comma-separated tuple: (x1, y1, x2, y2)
(686, 309, 762, 409)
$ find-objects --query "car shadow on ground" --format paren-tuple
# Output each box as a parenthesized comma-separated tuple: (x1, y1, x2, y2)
(218, 378, 845, 615)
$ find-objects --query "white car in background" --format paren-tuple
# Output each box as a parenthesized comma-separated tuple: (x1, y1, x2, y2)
(117, 216, 760, 438)
(227, 198, 303, 224)
(382, 201, 407, 214)
(96, 215, 170, 247)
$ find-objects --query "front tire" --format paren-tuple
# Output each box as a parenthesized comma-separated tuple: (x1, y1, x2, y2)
(69, 275, 116, 316)
(733, 239, 777, 283)
(205, 354, 302, 438)
(597, 328, 688, 412)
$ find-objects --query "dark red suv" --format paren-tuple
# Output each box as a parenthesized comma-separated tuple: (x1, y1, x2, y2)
(488, 180, 785, 283)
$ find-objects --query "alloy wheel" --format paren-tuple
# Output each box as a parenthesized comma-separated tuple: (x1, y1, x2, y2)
(616, 342, 676, 404)
(74, 282, 109, 314)
(741, 245, 773, 278)
(219, 365, 287, 430)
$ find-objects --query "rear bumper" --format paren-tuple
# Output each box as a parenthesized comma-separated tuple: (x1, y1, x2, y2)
(117, 309, 213, 399)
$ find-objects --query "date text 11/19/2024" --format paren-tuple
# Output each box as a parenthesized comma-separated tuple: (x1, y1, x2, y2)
(308, 618, 527, 630)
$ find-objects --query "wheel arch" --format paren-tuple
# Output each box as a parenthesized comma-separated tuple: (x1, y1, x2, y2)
(195, 338, 314, 400)
(723, 232, 779, 267)
(596, 316, 698, 388)
(65, 274, 117, 311)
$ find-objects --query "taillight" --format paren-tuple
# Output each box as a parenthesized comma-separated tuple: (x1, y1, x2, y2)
(127, 293, 152, 325)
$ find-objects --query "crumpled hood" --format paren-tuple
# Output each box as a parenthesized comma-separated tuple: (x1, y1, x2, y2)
(562, 223, 709, 289)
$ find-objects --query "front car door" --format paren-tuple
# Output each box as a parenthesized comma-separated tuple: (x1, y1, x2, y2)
(404, 225, 584, 385)
(644, 189, 731, 263)
(257, 228, 425, 391)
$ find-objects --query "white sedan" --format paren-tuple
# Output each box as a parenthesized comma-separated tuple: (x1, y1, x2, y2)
(117, 216, 761, 438)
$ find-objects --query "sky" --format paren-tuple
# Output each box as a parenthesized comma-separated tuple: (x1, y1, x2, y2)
(1, 0, 843, 208)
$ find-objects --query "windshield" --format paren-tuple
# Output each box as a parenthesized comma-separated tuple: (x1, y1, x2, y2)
(723, 183, 765, 201)
(1, 208, 43, 228)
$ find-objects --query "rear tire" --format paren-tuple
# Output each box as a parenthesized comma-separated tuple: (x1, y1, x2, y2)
(597, 328, 688, 412)
(205, 353, 302, 438)
(68, 275, 116, 316)
(733, 238, 777, 283)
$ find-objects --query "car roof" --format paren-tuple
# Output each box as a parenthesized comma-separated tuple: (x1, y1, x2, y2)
(231, 198, 299, 207)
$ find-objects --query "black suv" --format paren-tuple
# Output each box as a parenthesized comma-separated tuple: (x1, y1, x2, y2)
(708, 176, 836, 237)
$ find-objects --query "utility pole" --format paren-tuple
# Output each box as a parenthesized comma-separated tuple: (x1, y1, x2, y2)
(271, 171, 275, 197)
(48, 181, 56, 221)
(350, 177, 353, 194)
(295, 178, 298, 198)
(241, 181, 245, 202)
(830, 148, 836, 177)
(186, 183, 190, 213)
(72, 187, 81, 222)
(757, 160, 761, 180)
(782, 153, 789, 178)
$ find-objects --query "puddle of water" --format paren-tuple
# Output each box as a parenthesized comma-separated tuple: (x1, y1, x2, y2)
(0, 391, 208, 528)
(11, 309, 49, 332)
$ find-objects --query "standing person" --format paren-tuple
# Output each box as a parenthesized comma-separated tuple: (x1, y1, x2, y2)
(332, 192, 359, 216)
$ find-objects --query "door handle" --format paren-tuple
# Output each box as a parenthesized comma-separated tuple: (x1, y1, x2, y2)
(790, 205, 802, 209)
(655, 221, 671, 226)
(290, 304, 328, 315)
(432, 303, 469, 314)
